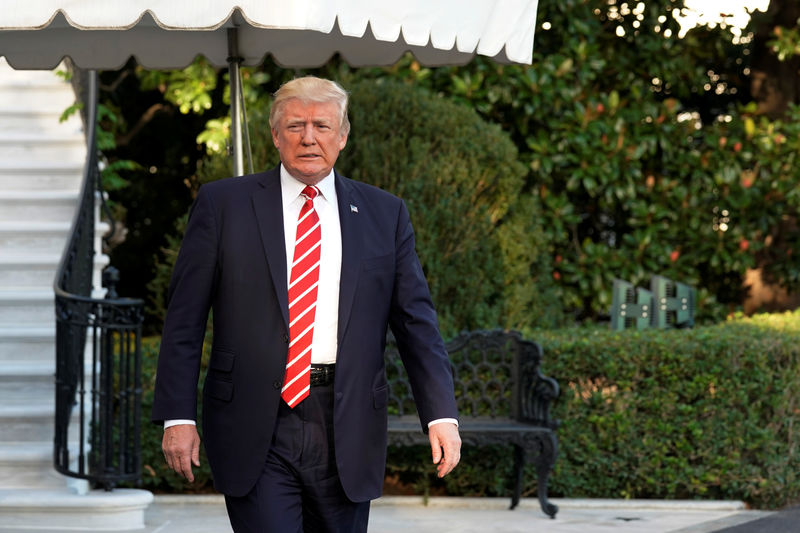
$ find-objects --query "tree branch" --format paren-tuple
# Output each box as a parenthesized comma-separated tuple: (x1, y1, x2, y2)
(115, 103, 170, 147)
(99, 69, 133, 93)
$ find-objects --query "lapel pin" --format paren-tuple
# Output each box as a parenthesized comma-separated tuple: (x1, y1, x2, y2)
(350, 204, 359, 213)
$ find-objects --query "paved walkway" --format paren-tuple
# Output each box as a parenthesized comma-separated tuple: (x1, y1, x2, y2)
(710, 506, 800, 533)
(116, 496, 776, 533)
(1, 495, 788, 532)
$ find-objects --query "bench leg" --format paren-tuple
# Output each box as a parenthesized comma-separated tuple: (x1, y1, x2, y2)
(534, 432, 559, 519)
(510, 444, 524, 510)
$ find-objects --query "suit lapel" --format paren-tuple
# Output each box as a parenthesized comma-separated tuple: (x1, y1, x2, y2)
(335, 173, 363, 345)
(252, 168, 290, 330)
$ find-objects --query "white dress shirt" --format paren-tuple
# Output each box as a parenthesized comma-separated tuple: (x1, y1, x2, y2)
(280, 166, 341, 365)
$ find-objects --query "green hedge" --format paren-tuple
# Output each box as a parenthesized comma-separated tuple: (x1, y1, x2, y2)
(137, 311, 800, 508)
(532, 310, 800, 509)
(386, 311, 800, 508)
(338, 79, 562, 336)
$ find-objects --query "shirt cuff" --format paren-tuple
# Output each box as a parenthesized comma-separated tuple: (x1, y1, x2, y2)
(164, 419, 196, 429)
(427, 418, 459, 428)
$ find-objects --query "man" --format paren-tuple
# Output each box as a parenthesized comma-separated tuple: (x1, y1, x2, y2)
(152, 76, 461, 532)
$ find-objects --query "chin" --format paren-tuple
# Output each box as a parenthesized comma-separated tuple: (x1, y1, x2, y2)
(297, 166, 328, 179)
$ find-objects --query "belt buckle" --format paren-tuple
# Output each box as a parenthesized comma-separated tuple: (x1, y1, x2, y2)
(311, 365, 334, 386)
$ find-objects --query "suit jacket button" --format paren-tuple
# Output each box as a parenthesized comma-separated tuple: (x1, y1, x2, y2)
(282, 334, 289, 343)
(273, 380, 282, 390)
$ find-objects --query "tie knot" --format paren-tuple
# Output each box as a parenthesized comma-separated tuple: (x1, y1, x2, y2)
(301, 186, 319, 201)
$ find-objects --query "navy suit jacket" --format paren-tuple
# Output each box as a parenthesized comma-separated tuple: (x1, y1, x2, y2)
(152, 166, 458, 501)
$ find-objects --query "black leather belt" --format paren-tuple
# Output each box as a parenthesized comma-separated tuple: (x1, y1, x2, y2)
(310, 364, 335, 386)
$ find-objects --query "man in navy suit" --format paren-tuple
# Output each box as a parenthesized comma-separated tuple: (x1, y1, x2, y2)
(152, 76, 461, 532)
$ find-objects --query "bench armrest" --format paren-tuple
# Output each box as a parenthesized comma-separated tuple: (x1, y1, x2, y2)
(518, 340, 560, 429)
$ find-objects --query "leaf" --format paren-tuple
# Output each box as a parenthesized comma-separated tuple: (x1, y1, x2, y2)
(59, 102, 83, 123)
(556, 58, 574, 77)
(745, 118, 756, 139)
(609, 90, 620, 112)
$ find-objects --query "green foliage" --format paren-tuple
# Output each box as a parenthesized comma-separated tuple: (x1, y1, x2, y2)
(94, 103, 145, 192)
(769, 24, 800, 61)
(338, 80, 562, 336)
(60, 95, 139, 193)
(385, 312, 800, 509)
(529, 310, 800, 508)
(347, 0, 799, 321)
(138, 58, 218, 115)
(59, 101, 83, 124)
(195, 66, 275, 156)
(107, 0, 800, 325)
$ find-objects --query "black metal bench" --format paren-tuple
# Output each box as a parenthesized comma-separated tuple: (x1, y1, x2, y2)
(385, 329, 560, 518)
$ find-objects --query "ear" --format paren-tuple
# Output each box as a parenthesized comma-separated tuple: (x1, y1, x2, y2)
(338, 132, 348, 151)
(271, 128, 280, 150)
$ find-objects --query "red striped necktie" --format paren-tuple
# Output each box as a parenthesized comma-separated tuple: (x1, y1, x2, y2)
(282, 185, 321, 407)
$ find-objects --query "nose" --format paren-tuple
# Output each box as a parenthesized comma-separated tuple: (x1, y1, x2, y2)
(301, 123, 316, 145)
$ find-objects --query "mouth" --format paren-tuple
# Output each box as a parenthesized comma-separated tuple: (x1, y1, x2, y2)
(298, 154, 320, 160)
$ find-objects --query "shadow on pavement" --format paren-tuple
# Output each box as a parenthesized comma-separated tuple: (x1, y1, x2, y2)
(710, 506, 800, 533)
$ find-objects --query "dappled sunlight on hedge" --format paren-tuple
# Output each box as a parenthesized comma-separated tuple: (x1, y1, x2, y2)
(532, 310, 800, 508)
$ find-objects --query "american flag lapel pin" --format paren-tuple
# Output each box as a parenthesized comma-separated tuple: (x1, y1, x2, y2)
(350, 204, 358, 213)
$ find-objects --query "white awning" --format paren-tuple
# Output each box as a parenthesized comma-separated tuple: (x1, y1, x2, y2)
(0, 1, 539, 69)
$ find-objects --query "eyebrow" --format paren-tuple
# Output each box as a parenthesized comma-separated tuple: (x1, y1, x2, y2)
(286, 117, 334, 126)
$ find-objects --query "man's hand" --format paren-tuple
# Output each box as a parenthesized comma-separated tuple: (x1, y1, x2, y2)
(162, 424, 201, 482)
(428, 423, 461, 478)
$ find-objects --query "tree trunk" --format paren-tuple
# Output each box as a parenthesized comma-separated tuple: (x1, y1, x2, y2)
(749, 0, 800, 118)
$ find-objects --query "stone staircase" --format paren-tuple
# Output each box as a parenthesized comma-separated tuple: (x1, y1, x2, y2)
(0, 58, 151, 530)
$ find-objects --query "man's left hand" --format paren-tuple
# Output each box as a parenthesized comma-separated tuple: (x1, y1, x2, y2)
(429, 423, 461, 478)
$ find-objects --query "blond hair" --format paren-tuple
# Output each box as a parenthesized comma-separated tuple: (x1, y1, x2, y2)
(269, 76, 350, 136)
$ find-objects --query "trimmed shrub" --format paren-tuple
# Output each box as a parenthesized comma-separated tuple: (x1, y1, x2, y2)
(532, 310, 800, 508)
(382, 311, 800, 508)
(339, 79, 562, 336)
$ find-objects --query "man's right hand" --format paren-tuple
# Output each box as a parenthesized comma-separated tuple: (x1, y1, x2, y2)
(162, 424, 201, 482)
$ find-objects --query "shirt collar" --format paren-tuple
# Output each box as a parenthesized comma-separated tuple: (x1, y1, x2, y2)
(280, 164, 336, 206)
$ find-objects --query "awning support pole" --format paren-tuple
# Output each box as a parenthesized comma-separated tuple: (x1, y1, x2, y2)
(227, 27, 244, 177)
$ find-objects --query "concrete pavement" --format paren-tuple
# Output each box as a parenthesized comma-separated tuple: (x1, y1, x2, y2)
(708, 506, 800, 533)
(1, 495, 776, 533)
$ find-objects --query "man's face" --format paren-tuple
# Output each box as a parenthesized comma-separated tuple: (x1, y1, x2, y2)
(271, 98, 348, 185)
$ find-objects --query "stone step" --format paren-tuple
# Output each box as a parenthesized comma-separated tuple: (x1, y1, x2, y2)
(0, 398, 84, 448)
(0, 403, 59, 442)
(0, 108, 79, 133)
(0, 132, 86, 165)
(0, 361, 55, 408)
(0, 289, 54, 325)
(0, 488, 153, 530)
(0, 254, 61, 288)
(0, 61, 153, 526)
(0, 361, 93, 410)
(0, 253, 109, 288)
(0, 190, 79, 222)
(0, 221, 71, 254)
(0, 74, 77, 112)
(0, 162, 83, 191)
(0, 443, 66, 489)
(0, 325, 55, 362)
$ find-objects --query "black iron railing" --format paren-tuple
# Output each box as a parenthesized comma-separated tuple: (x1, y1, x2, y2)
(53, 70, 145, 490)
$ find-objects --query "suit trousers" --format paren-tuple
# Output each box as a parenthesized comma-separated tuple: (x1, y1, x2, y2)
(224, 383, 371, 533)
